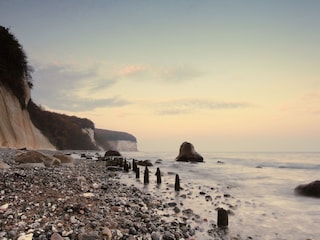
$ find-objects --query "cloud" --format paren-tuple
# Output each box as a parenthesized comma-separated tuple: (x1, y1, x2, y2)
(31, 63, 129, 112)
(47, 96, 131, 112)
(117, 65, 148, 77)
(157, 64, 202, 83)
(155, 99, 254, 115)
(115, 64, 202, 83)
(29, 61, 205, 112)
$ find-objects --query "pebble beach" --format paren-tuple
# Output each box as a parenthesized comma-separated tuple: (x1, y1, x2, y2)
(0, 149, 228, 240)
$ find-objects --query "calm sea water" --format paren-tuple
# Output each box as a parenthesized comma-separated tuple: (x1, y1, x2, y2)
(114, 151, 320, 240)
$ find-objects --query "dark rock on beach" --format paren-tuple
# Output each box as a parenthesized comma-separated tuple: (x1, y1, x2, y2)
(104, 150, 122, 157)
(136, 159, 153, 166)
(175, 142, 203, 162)
(295, 180, 320, 198)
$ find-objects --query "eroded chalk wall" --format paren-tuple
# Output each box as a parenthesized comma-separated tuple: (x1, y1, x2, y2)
(0, 84, 55, 150)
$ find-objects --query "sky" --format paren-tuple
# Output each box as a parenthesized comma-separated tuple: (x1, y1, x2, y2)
(1, 0, 320, 152)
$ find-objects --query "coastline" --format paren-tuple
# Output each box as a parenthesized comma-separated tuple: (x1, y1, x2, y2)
(0, 148, 229, 240)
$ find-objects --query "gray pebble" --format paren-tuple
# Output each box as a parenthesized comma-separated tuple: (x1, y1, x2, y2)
(162, 231, 175, 240)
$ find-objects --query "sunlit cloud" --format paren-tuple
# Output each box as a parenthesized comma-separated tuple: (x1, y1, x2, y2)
(156, 64, 203, 83)
(115, 63, 203, 83)
(155, 99, 254, 115)
(117, 65, 148, 77)
(50, 96, 131, 112)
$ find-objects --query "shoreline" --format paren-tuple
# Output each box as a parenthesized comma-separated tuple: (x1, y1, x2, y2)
(0, 148, 230, 240)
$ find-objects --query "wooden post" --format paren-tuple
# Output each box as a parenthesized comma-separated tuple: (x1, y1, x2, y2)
(124, 162, 129, 172)
(132, 159, 137, 172)
(155, 167, 161, 184)
(136, 167, 140, 179)
(217, 208, 228, 228)
(144, 166, 149, 184)
(128, 161, 131, 170)
(175, 174, 180, 191)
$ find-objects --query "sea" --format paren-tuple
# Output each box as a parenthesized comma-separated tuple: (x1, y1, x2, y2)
(78, 151, 320, 240)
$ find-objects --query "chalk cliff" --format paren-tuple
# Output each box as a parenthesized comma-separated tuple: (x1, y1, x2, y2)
(0, 82, 55, 149)
(94, 128, 138, 152)
(0, 26, 54, 149)
(0, 26, 138, 151)
(105, 140, 138, 152)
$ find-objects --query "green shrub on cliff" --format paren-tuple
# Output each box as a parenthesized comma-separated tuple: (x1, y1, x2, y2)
(0, 26, 33, 108)
(28, 100, 98, 150)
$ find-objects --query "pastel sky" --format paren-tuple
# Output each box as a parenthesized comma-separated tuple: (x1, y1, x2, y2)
(1, 1, 319, 152)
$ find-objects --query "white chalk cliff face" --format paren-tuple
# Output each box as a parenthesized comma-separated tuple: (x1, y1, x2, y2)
(106, 140, 138, 152)
(0, 80, 55, 150)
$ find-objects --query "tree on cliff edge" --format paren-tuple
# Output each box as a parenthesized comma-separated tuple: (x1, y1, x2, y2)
(0, 26, 33, 109)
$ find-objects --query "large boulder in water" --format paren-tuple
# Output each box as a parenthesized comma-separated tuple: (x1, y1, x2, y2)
(295, 180, 320, 198)
(175, 142, 203, 162)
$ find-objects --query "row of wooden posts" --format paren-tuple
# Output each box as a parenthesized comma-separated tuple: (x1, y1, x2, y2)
(111, 157, 228, 228)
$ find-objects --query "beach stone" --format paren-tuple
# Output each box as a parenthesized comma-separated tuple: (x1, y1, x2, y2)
(151, 232, 160, 240)
(136, 159, 153, 166)
(78, 232, 99, 240)
(295, 180, 320, 198)
(155, 159, 162, 164)
(17, 233, 33, 240)
(110, 206, 121, 212)
(175, 142, 203, 162)
(173, 206, 181, 213)
(101, 227, 112, 240)
(205, 195, 212, 201)
(50, 232, 63, 240)
(14, 150, 60, 167)
(129, 226, 137, 235)
(0, 161, 10, 169)
(53, 154, 75, 164)
(114, 230, 123, 238)
(182, 208, 194, 217)
(168, 202, 177, 207)
(17, 162, 46, 168)
(104, 150, 121, 157)
(162, 231, 175, 240)
(0, 203, 9, 213)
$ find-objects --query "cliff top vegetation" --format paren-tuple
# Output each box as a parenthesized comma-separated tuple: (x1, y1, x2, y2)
(0, 26, 33, 109)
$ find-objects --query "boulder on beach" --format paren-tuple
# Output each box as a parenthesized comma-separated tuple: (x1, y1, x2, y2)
(104, 150, 121, 157)
(0, 161, 10, 169)
(175, 142, 203, 162)
(295, 180, 320, 198)
(136, 159, 153, 166)
(14, 150, 60, 167)
(53, 154, 75, 165)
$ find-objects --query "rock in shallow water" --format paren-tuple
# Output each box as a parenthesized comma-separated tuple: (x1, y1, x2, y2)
(295, 180, 320, 197)
(175, 142, 203, 162)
